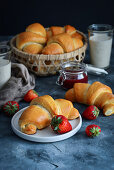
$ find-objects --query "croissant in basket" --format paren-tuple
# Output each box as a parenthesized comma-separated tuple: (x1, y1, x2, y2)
(16, 23, 84, 55)
(46, 25, 83, 40)
(11, 22, 87, 76)
(18, 95, 79, 134)
(65, 81, 114, 116)
(42, 33, 83, 55)
(16, 23, 47, 54)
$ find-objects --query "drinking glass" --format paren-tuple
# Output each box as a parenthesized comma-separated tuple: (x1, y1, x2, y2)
(88, 24, 113, 68)
(0, 45, 11, 89)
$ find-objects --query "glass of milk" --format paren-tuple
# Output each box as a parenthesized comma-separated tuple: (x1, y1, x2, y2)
(88, 24, 113, 69)
(0, 45, 11, 89)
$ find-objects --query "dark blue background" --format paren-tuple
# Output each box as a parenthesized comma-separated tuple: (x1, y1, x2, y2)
(0, 35, 114, 170)
(0, 0, 114, 35)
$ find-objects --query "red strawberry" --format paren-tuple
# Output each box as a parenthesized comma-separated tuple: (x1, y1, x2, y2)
(24, 89, 38, 102)
(51, 115, 72, 134)
(82, 105, 99, 120)
(86, 124, 101, 137)
(3, 101, 19, 116)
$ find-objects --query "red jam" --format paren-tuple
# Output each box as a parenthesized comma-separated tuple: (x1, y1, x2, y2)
(57, 62, 88, 89)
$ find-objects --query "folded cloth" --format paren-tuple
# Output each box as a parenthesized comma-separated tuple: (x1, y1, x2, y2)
(0, 63, 35, 106)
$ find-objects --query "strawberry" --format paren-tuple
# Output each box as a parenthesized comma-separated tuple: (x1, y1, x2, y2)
(82, 105, 99, 120)
(24, 89, 38, 102)
(3, 101, 19, 116)
(51, 115, 72, 134)
(86, 124, 101, 137)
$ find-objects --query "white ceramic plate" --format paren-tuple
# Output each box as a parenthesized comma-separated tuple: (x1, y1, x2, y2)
(11, 107, 82, 143)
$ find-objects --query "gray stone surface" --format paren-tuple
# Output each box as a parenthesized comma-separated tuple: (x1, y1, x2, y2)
(0, 36, 114, 170)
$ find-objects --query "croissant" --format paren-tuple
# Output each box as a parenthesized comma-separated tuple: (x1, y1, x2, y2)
(46, 25, 83, 40)
(65, 81, 114, 116)
(42, 33, 83, 55)
(16, 23, 47, 54)
(18, 95, 79, 134)
(71, 32, 83, 40)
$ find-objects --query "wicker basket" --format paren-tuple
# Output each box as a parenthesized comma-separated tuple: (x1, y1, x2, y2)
(10, 30, 87, 76)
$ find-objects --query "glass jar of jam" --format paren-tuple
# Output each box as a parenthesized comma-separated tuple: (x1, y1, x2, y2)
(56, 61, 88, 89)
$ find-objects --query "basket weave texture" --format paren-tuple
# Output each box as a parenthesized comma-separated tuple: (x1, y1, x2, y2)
(10, 30, 87, 76)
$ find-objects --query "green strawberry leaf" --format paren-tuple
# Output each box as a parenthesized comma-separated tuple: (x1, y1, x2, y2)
(92, 107, 99, 117)
(90, 127, 101, 137)
(33, 90, 38, 95)
(54, 127, 58, 131)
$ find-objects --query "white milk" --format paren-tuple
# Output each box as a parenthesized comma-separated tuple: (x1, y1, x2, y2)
(89, 34, 112, 68)
(0, 59, 11, 89)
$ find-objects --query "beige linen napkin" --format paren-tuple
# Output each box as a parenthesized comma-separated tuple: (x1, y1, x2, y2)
(0, 63, 35, 106)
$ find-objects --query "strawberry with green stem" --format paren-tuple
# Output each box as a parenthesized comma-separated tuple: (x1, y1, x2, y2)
(86, 124, 101, 137)
(3, 101, 19, 116)
(82, 105, 100, 120)
(24, 89, 38, 102)
(51, 115, 72, 134)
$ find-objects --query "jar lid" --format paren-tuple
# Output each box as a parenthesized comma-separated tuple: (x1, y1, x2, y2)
(60, 61, 86, 74)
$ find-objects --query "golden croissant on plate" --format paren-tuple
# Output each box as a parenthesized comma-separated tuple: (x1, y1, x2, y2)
(65, 81, 114, 116)
(18, 95, 79, 135)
